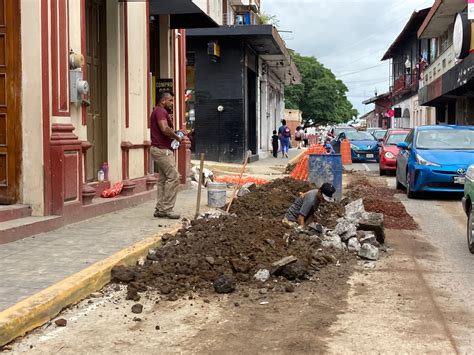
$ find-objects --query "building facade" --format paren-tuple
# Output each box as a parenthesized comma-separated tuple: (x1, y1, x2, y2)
(381, 8, 436, 128)
(1, 0, 219, 240)
(185, 0, 300, 163)
(418, 0, 474, 126)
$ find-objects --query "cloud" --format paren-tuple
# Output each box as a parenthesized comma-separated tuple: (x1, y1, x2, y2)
(263, 0, 435, 118)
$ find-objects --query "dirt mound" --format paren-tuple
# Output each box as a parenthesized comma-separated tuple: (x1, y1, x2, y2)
(112, 214, 348, 299)
(312, 201, 345, 229)
(345, 173, 417, 230)
(229, 178, 316, 219)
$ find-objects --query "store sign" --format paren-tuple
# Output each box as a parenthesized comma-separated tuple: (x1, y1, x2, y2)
(469, 0, 474, 20)
(453, 12, 471, 59)
(156, 79, 173, 95)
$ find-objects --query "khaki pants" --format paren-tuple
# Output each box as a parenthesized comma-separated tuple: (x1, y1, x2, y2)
(151, 146, 179, 213)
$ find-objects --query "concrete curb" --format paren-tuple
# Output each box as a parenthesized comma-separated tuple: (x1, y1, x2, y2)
(0, 226, 180, 346)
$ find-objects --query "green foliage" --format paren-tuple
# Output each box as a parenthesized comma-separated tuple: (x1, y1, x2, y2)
(285, 52, 358, 127)
(260, 13, 279, 27)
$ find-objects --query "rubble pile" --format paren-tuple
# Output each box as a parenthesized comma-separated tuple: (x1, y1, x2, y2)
(317, 198, 385, 259)
(112, 213, 348, 300)
(345, 174, 418, 230)
(111, 176, 390, 300)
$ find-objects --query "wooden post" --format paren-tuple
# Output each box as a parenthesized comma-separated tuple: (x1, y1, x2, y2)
(226, 150, 251, 213)
(195, 153, 205, 218)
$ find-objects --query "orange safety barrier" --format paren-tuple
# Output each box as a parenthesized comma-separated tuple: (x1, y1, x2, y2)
(340, 139, 352, 165)
(214, 175, 269, 185)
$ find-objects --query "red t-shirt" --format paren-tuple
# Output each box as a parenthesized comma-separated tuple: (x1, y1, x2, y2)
(150, 106, 174, 150)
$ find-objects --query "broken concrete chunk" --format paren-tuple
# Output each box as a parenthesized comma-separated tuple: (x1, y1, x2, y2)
(358, 212, 385, 244)
(322, 234, 344, 250)
(345, 199, 366, 220)
(205, 256, 215, 265)
(359, 231, 377, 246)
(254, 269, 270, 283)
(271, 256, 298, 268)
(347, 237, 361, 252)
(213, 275, 236, 294)
(307, 223, 323, 234)
(340, 224, 357, 242)
(358, 243, 380, 261)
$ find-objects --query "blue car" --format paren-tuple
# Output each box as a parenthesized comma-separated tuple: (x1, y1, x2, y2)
(332, 130, 380, 162)
(396, 125, 474, 198)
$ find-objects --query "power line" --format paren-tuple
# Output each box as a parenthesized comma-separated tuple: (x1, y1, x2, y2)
(336, 63, 387, 78)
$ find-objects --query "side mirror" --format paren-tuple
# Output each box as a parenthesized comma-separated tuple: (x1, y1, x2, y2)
(397, 142, 409, 150)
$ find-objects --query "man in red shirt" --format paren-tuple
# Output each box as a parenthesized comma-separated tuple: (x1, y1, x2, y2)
(150, 92, 183, 219)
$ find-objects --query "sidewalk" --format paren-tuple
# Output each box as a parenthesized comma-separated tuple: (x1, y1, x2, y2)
(0, 186, 207, 312)
(0, 152, 296, 313)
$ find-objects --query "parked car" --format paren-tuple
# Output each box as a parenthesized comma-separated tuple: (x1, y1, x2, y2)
(367, 127, 383, 135)
(332, 130, 380, 162)
(462, 164, 474, 253)
(396, 125, 474, 198)
(328, 125, 357, 139)
(372, 129, 388, 141)
(378, 129, 410, 175)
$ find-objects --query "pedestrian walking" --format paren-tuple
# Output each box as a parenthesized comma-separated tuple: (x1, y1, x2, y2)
(271, 130, 279, 158)
(150, 92, 183, 219)
(278, 119, 291, 158)
(295, 126, 303, 149)
(303, 129, 309, 147)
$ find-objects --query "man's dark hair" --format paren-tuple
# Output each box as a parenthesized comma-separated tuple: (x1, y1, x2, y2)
(273, 129, 277, 134)
(157, 91, 173, 104)
(281, 119, 287, 125)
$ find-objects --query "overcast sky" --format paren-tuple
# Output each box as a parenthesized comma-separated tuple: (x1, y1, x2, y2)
(263, 0, 435, 118)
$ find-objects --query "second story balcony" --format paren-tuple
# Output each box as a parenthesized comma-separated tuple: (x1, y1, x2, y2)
(391, 72, 419, 98)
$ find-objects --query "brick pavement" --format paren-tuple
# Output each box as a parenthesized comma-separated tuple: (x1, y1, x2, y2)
(0, 187, 205, 311)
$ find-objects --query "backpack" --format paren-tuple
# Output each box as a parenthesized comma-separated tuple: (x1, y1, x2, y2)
(283, 126, 291, 138)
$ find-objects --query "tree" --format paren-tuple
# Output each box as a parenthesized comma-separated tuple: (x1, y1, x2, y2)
(285, 52, 358, 127)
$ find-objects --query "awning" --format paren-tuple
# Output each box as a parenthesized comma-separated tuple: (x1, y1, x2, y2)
(187, 25, 301, 84)
(150, 0, 219, 29)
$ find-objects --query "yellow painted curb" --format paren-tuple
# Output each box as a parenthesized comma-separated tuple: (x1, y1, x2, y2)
(0, 226, 180, 346)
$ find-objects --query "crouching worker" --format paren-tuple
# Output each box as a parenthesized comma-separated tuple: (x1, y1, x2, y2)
(284, 183, 336, 226)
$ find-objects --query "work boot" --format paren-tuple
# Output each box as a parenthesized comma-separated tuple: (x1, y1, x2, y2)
(154, 211, 181, 219)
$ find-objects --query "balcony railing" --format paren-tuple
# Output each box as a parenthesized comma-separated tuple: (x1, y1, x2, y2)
(391, 72, 419, 97)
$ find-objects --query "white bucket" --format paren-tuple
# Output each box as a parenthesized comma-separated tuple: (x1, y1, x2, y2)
(207, 182, 227, 208)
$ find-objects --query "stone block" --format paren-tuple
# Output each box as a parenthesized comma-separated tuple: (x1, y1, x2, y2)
(357, 212, 385, 244)
(358, 243, 379, 261)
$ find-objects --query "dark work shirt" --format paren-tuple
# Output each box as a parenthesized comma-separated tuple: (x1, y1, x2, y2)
(286, 189, 320, 222)
(150, 106, 173, 150)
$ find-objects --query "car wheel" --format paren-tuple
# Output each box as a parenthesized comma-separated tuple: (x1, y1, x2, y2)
(406, 173, 417, 199)
(468, 207, 474, 254)
(379, 167, 385, 176)
(395, 171, 403, 189)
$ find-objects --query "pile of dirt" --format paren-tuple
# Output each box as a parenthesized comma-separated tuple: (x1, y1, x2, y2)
(112, 214, 349, 300)
(229, 177, 316, 219)
(312, 201, 345, 229)
(112, 178, 353, 300)
(345, 174, 417, 230)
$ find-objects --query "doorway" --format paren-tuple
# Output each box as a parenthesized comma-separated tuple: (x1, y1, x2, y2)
(247, 68, 257, 155)
(85, 0, 107, 181)
(0, 0, 21, 204)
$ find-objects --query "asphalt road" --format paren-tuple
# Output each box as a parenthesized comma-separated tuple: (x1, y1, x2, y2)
(346, 160, 380, 173)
